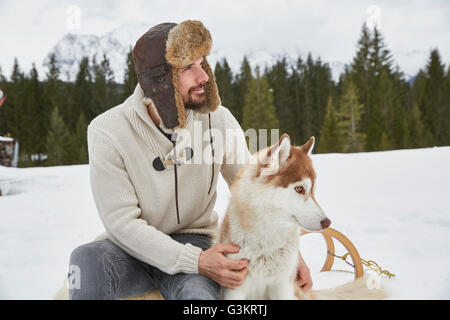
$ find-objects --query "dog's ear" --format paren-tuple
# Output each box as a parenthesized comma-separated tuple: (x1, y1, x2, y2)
(301, 136, 315, 155)
(277, 133, 291, 165)
(259, 134, 291, 176)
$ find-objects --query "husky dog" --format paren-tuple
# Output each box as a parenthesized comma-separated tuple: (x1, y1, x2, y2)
(218, 134, 385, 300)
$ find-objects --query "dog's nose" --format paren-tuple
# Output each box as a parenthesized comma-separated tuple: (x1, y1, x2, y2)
(321, 218, 331, 229)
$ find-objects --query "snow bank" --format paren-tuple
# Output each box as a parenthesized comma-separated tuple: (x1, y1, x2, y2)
(0, 146, 449, 299)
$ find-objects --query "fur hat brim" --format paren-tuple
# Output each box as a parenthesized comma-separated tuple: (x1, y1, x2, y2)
(166, 20, 220, 130)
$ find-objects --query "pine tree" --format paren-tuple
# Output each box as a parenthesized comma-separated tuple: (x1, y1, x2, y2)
(420, 49, 447, 145)
(366, 100, 384, 151)
(98, 54, 117, 112)
(266, 57, 296, 142)
(366, 69, 393, 151)
(389, 94, 408, 149)
(73, 112, 88, 164)
(42, 53, 61, 142)
(406, 102, 429, 148)
(379, 69, 407, 149)
(233, 56, 253, 124)
(313, 57, 333, 137)
(242, 66, 279, 151)
(291, 57, 312, 145)
(214, 58, 237, 117)
(349, 23, 403, 151)
(10, 58, 24, 135)
(21, 64, 43, 165)
(46, 106, 72, 166)
(287, 58, 303, 145)
(300, 54, 314, 141)
(92, 55, 105, 116)
(407, 70, 427, 148)
(3, 58, 25, 164)
(349, 24, 407, 151)
(318, 97, 341, 153)
(336, 79, 366, 152)
(379, 131, 392, 151)
(410, 70, 426, 106)
(104, 54, 118, 108)
(350, 23, 372, 112)
(369, 27, 394, 77)
(122, 47, 138, 101)
(74, 57, 94, 124)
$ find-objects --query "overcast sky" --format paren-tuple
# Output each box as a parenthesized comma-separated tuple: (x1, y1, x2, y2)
(0, 0, 449, 79)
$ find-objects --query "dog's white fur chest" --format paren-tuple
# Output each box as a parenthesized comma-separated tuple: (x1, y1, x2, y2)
(221, 201, 301, 299)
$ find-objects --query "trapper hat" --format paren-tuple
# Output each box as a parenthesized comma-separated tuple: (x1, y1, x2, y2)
(132, 20, 221, 132)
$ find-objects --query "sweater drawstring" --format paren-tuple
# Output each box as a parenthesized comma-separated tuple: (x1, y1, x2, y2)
(172, 132, 181, 224)
(207, 113, 215, 195)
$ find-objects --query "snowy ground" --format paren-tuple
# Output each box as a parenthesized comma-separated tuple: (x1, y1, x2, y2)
(0, 146, 449, 299)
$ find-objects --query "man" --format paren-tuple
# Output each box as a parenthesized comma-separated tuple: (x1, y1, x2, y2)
(69, 20, 312, 300)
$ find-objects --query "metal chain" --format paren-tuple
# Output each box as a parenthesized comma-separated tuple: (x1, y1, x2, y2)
(327, 251, 396, 278)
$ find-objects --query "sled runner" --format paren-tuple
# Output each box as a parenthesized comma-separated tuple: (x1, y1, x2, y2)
(301, 227, 364, 279)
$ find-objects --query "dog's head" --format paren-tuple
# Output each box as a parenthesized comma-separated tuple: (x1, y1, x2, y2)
(247, 134, 331, 232)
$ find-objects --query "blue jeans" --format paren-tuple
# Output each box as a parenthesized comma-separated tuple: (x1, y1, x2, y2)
(69, 233, 220, 300)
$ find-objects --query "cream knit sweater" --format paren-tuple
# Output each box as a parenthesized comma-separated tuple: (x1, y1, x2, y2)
(87, 84, 249, 275)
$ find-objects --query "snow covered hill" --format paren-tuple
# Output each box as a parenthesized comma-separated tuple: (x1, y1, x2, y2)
(43, 23, 348, 83)
(1, 146, 449, 299)
(43, 23, 149, 83)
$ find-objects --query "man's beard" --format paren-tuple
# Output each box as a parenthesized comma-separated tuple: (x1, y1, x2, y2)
(184, 86, 206, 110)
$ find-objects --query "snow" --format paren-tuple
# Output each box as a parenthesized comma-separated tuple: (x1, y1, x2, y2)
(0, 136, 13, 142)
(0, 146, 449, 299)
(44, 33, 128, 83)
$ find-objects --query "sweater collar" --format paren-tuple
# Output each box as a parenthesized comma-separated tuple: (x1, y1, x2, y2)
(131, 83, 194, 134)
(130, 83, 194, 162)
(132, 83, 163, 131)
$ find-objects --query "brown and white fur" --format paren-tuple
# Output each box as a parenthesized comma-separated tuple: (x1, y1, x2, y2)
(217, 134, 385, 300)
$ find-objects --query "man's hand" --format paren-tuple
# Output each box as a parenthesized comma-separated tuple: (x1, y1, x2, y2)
(297, 252, 313, 291)
(198, 243, 249, 289)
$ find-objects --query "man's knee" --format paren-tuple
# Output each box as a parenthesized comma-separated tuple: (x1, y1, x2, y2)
(69, 241, 107, 272)
(174, 275, 220, 300)
(69, 241, 114, 299)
